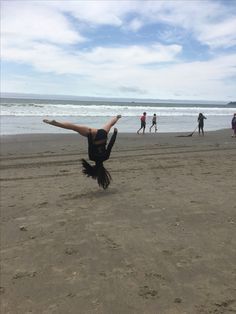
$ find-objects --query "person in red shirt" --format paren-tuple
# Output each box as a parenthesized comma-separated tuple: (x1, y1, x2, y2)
(137, 112, 147, 134)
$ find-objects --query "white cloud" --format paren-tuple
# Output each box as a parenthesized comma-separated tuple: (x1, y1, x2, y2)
(1, 1, 85, 45)
(147, 1, 236, 49)
(197, 18, 236, 48)
(55, 1, 125, 26)
(1, 0, 236, 100)
(2, 0, 236, 48)
(2, 39, 182, 72)
(96, 53, 236, 100)
(81, 44, 182, 65)
(2, 36, 236, 100)
(127, 18, 144, 32)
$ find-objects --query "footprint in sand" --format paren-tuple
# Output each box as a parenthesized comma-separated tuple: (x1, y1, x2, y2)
(37, 201, 48, 208)
(19, 225, 27, 231)
(105, 237, 120, 250)
(214, 299, 236, 310)
(138, 286, 158, 299)
(162, 249, 173, 256)
(65, 247, 78, 255)
(196, 299, 236, 313)
(174, 297, 182, 303)
(13, 271, 37, 280)
(145, 272, 165, 281)
(99, 234, 121, 250)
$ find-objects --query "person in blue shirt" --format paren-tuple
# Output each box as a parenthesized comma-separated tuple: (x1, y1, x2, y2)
(43, 115, 121, 189)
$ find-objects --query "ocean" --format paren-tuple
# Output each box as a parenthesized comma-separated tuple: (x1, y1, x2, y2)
(1, 96, 235, 135)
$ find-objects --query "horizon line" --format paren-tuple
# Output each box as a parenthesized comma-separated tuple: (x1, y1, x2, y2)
(1, 92, 231, 104)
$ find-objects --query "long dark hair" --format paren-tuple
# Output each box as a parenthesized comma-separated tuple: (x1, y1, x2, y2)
(81, 159, 112, 189)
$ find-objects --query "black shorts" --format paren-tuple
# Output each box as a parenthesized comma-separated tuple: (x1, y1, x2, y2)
(141, 121, 146, 128)
(95, 129, 108, 141)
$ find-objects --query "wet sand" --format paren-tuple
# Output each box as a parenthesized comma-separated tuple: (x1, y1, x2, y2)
(1, 129, 236, 313)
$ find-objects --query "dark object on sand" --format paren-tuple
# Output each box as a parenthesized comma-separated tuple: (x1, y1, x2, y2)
(176, 126, 198, 137)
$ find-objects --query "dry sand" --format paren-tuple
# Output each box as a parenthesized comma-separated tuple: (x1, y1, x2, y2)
(1, 129, 236, 314)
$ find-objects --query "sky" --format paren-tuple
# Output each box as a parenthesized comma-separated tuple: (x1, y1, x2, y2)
(1, 0, 236, 101)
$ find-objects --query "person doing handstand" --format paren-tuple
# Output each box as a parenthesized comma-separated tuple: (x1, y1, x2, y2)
(43, 115, 122, 189)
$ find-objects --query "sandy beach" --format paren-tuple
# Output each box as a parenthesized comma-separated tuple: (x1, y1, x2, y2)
(1, 129, 236, 314)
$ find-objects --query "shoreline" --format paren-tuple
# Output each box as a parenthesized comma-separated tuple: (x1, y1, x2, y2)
(0, 128, 233, 155)
(0, 127, 231, 136)
(0, 128, 232, 140)
(1, 114, 233, 135)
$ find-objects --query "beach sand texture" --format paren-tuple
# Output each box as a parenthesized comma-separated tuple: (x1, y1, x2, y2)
(1, 130, 236, 314)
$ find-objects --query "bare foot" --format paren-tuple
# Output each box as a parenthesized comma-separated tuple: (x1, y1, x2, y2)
(117, 115, 122, 119)
(43, 119, 50, 124)
(43, 119, 55, 125)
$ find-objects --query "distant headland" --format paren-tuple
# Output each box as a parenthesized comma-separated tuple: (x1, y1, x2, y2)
(227, 101, 236, 107)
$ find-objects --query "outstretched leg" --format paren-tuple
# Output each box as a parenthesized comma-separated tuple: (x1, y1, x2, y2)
(43, 119, 97, 137)
(137, 126, 143, 134)
(102, 115, 122, 133)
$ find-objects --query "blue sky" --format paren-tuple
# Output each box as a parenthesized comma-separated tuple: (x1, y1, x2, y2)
(1, 0, 236, 101)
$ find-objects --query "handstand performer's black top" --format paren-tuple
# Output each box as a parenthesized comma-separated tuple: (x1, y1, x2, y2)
(87, 129, 117, 162)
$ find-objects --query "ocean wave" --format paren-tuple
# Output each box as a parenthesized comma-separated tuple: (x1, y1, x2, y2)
(1, 103, 235, 117)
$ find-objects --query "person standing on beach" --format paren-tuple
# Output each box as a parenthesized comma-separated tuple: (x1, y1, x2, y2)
(137, 112, 147, 134)
(231, 113, 236, 137)
(43, 115, 122, 189)
(149, 113, 157, 133)
(198, 113, 207, 136)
